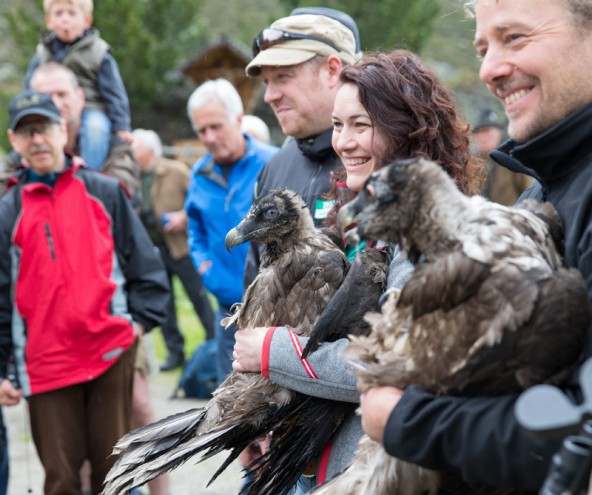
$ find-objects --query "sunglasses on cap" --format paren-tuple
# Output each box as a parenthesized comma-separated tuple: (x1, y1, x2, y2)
(252, 28, 341, 57)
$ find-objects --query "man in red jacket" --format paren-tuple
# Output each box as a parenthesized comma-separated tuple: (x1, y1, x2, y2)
(0, 90, 169, 495)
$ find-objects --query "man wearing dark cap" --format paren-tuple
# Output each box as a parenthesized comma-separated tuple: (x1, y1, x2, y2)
(1, 62, 141, 204)
(0, 90, 168, 495)
(473, 107, 532, 205)
(235, 8, 363, 493)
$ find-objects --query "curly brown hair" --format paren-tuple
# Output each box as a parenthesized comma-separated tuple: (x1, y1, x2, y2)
(325, 50, 483, 228)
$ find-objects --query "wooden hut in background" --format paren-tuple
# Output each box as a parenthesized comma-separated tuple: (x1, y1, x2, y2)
(182, 36, 261, 114)
(164, 37, 263, 164)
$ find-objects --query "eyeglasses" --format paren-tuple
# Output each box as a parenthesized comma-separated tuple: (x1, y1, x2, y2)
(252, 28, 341, 57)
(14, 121, 60, 139)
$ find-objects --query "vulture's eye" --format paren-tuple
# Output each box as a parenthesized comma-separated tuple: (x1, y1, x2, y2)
(264, 207, 279, 220)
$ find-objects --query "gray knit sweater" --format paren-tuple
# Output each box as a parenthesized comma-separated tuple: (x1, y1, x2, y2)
(264, 245, 413, 485)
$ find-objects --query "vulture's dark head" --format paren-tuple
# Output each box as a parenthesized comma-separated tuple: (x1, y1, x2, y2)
(338, 158, 457, 246)
(225, 188, 314, 250)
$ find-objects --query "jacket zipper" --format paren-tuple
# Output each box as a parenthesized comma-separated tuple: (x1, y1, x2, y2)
(225, 185, 239, 213)
(44, 223, 56, 260)
(304, 163, 324, 212)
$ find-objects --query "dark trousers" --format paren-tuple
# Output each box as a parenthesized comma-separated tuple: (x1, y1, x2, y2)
(157, 244, 215, 356)
(215, 303, 238, 385)
(0, 409, 7, 495)
(28, 341, 137, 495)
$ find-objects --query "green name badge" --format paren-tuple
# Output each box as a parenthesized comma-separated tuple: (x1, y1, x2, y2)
(313, 199, 336, 220)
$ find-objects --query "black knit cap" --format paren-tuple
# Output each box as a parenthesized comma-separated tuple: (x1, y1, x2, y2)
(473, 108, 505, 132)
(290, 6, 361, 52)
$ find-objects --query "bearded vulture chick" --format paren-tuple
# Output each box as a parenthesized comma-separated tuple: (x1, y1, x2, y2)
(312, 158, 590, 495)
(102, 189, 350, 495)
(227, 196, 390, 494)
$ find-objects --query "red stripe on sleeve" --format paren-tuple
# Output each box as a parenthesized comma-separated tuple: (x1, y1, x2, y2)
(287, 330, 319, 380)
(261, 327, 276, 379)
(317, 441, 333, 483)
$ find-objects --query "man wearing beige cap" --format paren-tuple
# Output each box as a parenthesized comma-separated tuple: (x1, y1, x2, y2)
(237, 8, 363, 493)
(243, 7, 359, 283)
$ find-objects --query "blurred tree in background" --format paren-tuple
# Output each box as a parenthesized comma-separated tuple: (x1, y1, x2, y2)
(0, 0, 207, 152)
(278, 0, 441, 53)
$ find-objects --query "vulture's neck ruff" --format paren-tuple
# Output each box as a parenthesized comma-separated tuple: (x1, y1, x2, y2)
(344, 158, 563, 271)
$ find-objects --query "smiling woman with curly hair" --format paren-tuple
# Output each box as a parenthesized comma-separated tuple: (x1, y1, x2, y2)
(325, 49, 483, 231)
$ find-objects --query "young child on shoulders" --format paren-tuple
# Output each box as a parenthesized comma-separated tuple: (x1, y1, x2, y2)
(24, 0, 132, 170)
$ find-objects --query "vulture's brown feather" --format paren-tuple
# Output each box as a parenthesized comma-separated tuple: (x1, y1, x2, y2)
(313, 158, 590, 495)
(102, 189, 350, 495)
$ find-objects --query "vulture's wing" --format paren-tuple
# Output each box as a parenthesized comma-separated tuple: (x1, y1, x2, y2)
(385, 259, 548, 394)
(442, 266, 590, 395)
(302, 247, 391, 358)
(237, 243, 349, 331)
(397, 251, 491, 318)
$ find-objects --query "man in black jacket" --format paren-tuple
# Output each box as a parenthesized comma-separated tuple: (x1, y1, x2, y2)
(360, 0, 592, 491)
(236, 8, 361, 489)
(243, 8, 360, 286)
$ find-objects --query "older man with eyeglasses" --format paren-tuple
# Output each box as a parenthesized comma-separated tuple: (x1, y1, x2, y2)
(0, 89, 169, 495)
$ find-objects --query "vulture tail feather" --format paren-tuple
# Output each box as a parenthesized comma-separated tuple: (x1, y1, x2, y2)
(243, 396, 356, 495)
(205, 446, 245, 487)
(102, 424, 234, 494)
(112, 407, 205, 453)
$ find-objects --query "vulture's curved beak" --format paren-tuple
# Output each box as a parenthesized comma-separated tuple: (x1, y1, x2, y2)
(225, 227, 242, 252)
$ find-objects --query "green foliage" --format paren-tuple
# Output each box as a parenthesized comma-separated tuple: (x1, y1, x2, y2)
(2, 1, 44, 71)
(278, 0, 442, 53)
(198, 0, 288, 47)
(92, 0, 207, 110)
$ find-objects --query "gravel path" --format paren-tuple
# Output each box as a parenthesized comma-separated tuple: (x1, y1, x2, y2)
(4, 370, 244, 494)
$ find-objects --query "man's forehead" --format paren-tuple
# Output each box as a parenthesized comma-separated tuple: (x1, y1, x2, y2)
(34, 83, 74, 96)
(32, 73, 75, 93)
(474, 14, 517, 47)
(192, 101, 234, 124)
(15, 115, 53, 127)
(260, 62, 311, 84)
(193, 113, 228, 131)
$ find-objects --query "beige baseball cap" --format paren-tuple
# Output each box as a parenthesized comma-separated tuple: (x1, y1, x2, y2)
(246, 14, 357, 77)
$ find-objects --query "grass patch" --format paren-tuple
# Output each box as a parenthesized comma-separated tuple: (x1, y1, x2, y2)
(151, 276, 218, 362)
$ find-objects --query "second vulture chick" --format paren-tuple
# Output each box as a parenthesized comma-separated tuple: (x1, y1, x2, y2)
(312, 157, 590, 495)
